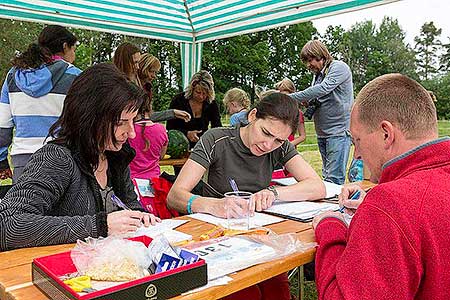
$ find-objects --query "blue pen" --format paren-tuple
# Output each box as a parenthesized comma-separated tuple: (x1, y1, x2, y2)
(339, 190, 361, 213)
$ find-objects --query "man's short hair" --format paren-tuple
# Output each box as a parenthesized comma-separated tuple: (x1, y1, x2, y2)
(356, 73, 437, 139)
(300, 40, 333, 65)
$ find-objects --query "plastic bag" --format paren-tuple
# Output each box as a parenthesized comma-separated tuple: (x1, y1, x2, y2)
(71, 237, 152, 281)
(181, 232, 316, 280)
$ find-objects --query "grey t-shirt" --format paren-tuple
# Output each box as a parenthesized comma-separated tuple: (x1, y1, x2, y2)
(190, 125, 298, 198)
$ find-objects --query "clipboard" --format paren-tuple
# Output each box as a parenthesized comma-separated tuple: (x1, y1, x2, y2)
(262, 211, 314, 223)
(262, 200, 341, 223)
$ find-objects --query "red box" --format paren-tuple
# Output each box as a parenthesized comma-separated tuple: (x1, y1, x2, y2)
(32, 236, 207, 300)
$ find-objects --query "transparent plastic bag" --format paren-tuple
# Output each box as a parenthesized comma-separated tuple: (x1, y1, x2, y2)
(71, 236, 152, 282)
(181, 232, 316, 280)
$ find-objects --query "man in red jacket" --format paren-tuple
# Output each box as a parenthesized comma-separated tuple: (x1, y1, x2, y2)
(312, 73, 450, 300)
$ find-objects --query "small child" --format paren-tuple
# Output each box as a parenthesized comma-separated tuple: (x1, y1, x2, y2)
(275, 78, 296, 94)
(129, 95, 168, 180)
(274, 79, 306, 146)
(223, 88, 250, 126)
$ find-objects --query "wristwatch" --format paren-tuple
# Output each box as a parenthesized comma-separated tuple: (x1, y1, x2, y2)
(266, 185, 279, 201)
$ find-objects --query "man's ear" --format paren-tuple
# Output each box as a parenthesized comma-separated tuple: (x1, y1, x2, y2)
(247, 108, 257, 123)
(381, 121, 395, 149)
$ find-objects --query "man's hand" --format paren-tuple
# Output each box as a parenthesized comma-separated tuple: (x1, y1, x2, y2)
(300, 100, 309, 107)
(187, 130, 202, 143)
(312, 211, 346, 230)
(174, 109, 191, 122)
(0, 168, 12, 180)
(338, 184, 367, 216)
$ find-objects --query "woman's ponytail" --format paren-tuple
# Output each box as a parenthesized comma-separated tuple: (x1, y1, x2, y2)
(11, 43, 52, 69)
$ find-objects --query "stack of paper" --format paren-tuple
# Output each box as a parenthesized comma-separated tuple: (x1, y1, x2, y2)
(187, 212, 283, 229)
(264, 201, 340, 222)
(133, 219, 192, 244)
(271, 178, 343, 199)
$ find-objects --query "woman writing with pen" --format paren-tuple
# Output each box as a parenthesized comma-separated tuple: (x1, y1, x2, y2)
(0, 63, 159, 251)
(167, 92, 325, 300)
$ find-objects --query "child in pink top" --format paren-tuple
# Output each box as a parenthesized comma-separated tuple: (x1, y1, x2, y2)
(129, 91, 168, 180)
(129, 122, 168, 179)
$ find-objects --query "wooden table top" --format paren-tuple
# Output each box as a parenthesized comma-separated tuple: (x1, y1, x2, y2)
(159, 157, 188, 167)
(0, 180, 375, 300)
(0, 218, 314, 300)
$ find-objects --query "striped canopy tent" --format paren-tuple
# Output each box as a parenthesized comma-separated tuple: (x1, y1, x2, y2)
(0, 0, 399, 87)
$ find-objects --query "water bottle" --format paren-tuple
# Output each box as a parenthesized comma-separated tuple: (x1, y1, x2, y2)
(348, 158, 364, 182)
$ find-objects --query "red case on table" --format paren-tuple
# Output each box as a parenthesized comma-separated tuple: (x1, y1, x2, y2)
(32, 236, 207, 300)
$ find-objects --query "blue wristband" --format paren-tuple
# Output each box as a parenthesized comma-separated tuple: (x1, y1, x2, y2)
(187, 194, 200, 214)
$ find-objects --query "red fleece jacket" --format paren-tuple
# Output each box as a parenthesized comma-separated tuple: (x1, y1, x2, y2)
(315, 138, 450, 300)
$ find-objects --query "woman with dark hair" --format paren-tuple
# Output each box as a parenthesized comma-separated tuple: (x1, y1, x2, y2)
(166, 70, 222, 149)
(167, 92, 325, 300)
(0, 63, 159, 251)
(0, 25, 82, 182)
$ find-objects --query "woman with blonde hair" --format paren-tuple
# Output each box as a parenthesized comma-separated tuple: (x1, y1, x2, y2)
(223, 88, 250, 126)
(167, 70, 222, 148)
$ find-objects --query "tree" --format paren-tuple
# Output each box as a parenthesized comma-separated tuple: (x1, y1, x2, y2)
(422, 74, 450, 120)
(322, 18, 417, 92)
(0, 19, 43, 83)
(414, 21, 442, 80)
(439, 38, 450, 73)
(202, 22, 316, 109)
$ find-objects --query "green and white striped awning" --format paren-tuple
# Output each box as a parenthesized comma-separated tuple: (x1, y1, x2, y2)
(0, 0, 400, 87)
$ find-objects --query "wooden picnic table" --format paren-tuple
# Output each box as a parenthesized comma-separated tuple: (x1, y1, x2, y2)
(0, 218, 314, 300)
(159, 157, 188, 167)
(0, 180, 375, 300)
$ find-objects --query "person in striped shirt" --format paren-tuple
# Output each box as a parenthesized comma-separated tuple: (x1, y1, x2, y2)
(0, 25, 82, 182)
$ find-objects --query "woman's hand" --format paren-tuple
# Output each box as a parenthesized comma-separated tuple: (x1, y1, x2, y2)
(252, 189, 276, 211)
(187, 130, 202, 143)
(0, 168, 12, 180)
(106, 210, 160, 235)
(141, 212, 161, 227)
(174, 109, 191, 122)
(211, 196, 255, 219)
(338, 184, 367, 216)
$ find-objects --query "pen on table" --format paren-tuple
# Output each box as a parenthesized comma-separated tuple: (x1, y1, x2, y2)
(339, 190, 361, 213)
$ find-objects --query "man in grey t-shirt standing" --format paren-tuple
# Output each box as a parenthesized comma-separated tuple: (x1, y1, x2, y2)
(290, 40, 353, 185)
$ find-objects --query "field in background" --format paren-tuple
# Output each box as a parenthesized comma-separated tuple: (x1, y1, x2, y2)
(162, 120, 450, 177)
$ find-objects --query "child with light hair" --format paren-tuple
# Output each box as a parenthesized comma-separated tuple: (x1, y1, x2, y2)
(275, 78, 296, 94)
(223, 88, 250, 126)
(273, 79, 306, 147)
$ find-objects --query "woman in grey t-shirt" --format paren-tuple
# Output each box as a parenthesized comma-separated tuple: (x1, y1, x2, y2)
(167, 92, 325, 300)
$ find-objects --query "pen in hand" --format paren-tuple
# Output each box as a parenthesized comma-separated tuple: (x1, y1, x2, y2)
(339, 190, 361, 213)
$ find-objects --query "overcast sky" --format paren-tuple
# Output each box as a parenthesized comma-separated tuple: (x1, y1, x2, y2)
(312, 0, 450, 47)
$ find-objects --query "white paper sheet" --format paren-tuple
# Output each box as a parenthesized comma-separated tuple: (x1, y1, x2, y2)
(133, 219, 191, 244)
(264, 201, 340, 220)
(187, 212, 283, 229)
(271, 178, 343, 199)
